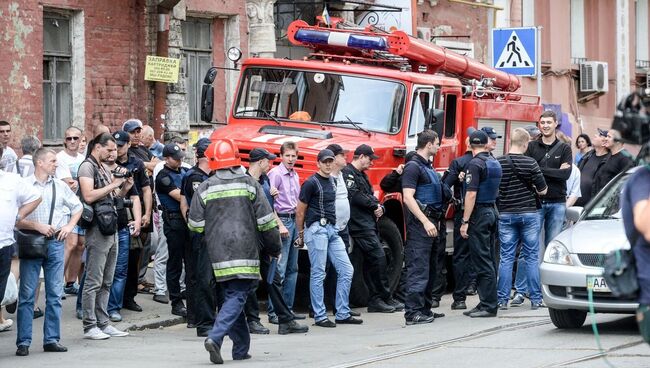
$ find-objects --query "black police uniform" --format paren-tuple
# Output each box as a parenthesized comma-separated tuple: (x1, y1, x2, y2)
(342, 163, 393, 309)
(463, 151, 502, 314)
(155, 164, 189, 313)
(180, 165, 214, 334)
(115, 153, 150, 310)
(401, 153, 444, 320)
(442, 151, 476, 304)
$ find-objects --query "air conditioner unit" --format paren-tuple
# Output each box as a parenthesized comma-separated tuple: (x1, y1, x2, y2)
(579, 61, 608, 93)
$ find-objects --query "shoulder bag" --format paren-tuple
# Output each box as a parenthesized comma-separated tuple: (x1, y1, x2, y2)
(506, 155, 542, 209)
(15, 180, 56, 259)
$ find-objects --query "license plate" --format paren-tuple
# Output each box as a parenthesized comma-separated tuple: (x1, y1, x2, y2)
(587, 276, 610, 292)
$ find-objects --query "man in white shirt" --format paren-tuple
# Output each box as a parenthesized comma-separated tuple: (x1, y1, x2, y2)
(0, 120, 18, 173)
(55, 126, 87, 296)
(0, 145, 42, 333)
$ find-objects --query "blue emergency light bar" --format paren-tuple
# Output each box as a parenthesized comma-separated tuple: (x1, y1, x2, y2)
(294, 29, 388, 51)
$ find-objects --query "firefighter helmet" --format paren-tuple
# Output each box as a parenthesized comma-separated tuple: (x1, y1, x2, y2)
(205, 139, 241, 170)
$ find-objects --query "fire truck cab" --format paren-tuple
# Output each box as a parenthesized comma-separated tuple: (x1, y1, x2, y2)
(203, 18, 542, 306)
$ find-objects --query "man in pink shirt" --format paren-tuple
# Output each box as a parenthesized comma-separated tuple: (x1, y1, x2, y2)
(267, 142, 305, 323)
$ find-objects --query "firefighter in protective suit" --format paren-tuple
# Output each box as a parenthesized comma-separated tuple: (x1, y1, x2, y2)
(188, 139, 282, 364)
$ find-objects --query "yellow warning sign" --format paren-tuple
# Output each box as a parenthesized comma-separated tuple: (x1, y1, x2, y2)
(144, 56, 180, 83)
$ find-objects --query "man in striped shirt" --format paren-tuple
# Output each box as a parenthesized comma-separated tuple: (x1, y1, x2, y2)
(495, 128, 547, 310)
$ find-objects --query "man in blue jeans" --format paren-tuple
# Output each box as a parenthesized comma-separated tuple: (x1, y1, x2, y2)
(495, 129, 547, 310)
(267, 141, 305, 323)
(295, 149, 362, 327)
(15, 148, 82, 356)
(514, 111, 572, 305)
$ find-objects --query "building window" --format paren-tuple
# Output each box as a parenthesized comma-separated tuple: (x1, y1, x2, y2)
(43, 13, 72, 141)
(570, 0, 586, 64)
(521, 0, 535, 27)
(636, 0, 649, 69)
(182, 18, 213, 124)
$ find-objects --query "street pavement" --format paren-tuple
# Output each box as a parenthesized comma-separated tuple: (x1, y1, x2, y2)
(1, 292, 648, 367)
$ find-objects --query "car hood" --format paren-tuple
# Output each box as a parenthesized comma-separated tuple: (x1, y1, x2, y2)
(554, 219, 630, 254)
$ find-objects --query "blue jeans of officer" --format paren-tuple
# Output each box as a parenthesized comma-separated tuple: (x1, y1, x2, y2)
(268, 216, 298, 317)
(515, 202, 566, 295)
(108, 227, 130, 314)
(305, 222, 353, 322)
(16, 239, 64, 347)
(467, 205, 498, 313)
(208, 279, 255, 360)
(497, 212, 542, 304)
(404, 216, 439, 319)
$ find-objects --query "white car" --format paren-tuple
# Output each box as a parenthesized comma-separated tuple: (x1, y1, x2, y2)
(540, 167, 639, 329)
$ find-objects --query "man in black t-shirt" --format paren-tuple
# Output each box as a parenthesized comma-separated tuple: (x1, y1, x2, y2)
(295, 149, 361, 328)
(496, 128, 547, 310)
(593, 129, 634, 195)
(576, 129, 610, 207)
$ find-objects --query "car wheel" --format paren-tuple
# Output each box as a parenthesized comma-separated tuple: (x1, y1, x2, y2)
(349, 217, 404, 306)
(548, 307, 587, 329)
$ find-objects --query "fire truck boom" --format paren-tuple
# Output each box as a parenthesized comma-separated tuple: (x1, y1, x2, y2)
(288, 20, 521, 92)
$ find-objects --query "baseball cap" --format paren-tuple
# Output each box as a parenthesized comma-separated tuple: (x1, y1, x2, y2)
(193, 138, 211, 158)
(326, 143, 346, 156)
(122, 119, 143, 133)
(112, 130, 130, 146)
(317, 149, 335, 162)
(481, 126, 502, 139)
(354, 144, 380, 160)
(524, 125, 541, 138)
(249, 148, 277, 162)
(597, 128, 609, 137)
(469, 130, 489, 145)
(162, 143, 185, 160)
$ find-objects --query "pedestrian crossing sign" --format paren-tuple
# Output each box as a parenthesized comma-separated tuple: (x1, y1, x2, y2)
(492, 27, 537, 76)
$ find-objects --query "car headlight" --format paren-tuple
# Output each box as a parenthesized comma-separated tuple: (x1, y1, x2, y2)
(544, 240, 574, 265)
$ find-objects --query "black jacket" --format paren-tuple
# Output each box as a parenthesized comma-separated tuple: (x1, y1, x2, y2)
(342, 163, 380, 235)
(525, 137, 573, 202)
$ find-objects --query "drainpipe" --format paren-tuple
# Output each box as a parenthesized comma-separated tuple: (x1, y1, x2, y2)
(153, 0, 181, 141)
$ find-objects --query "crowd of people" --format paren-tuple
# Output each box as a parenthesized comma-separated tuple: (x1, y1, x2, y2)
(0, 110, 638, 364)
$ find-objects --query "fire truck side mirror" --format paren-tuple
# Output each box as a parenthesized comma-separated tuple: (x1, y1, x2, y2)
(201, 67, 218, 123)
(424, 108, 445, 134)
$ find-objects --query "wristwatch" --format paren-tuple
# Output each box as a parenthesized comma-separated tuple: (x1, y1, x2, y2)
(461, 219, 470, 225)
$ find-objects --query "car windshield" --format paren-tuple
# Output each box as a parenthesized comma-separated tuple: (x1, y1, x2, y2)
(234, 67, 406, 134)
(583, 171, 631, 220)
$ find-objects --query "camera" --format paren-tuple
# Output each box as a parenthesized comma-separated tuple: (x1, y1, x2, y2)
(114, 197, 133, 210)
(112, 167, 139, 179)
(611, 90, 650, 145)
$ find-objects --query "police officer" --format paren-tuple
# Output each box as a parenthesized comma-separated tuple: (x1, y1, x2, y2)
(460, 130, 502, 318)
(343, 144, 403, 313)
(442, 134, 476, 310)
(180, 137, 215, 337)
(188, 139, 282, 364)
(401, 130, 443, 325)
(155, 143, 189, 318)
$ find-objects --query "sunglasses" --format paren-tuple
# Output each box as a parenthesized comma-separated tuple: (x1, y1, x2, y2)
(66, 136, 80, 141)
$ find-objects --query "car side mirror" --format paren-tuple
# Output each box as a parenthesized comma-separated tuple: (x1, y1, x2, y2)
(565, 206, 583, 223)
(424, 108, 445, 136)
(201, 67, 218, 123)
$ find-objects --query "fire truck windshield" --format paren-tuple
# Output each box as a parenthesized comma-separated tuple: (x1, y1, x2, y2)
(234, 68, 406, 134)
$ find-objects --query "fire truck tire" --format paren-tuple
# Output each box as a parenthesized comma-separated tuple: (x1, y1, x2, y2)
(349, 217, 404, 307)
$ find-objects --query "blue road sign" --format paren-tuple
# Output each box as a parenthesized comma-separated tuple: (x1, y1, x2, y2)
(492, 27, 537, 76)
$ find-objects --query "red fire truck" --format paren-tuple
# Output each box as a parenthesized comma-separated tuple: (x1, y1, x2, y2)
(202, 17, 542, 305)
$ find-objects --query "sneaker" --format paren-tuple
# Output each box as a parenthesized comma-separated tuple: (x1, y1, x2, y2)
(0, 318, 14, 332)
(510, 293, 525, 307)
(451, 300, 467, 310)
(64, 284, 79, 295)
(367, 299, 395, 313)
(109, 312, 123, 322)
(84, 327, 110, 340)
(406, 313, 434, 325)
(101, 325, 129, 337)
(498, 301, 508, 310)
(386, 298, 405, 311)
(531, 301, 546, 310)
(268, 314, 279, 325)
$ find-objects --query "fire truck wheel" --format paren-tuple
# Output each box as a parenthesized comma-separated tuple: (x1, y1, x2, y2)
(349, 217, 404, 307)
